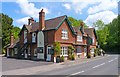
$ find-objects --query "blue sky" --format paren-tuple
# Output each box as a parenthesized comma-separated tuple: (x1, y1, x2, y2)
(1, 0, 119, 28)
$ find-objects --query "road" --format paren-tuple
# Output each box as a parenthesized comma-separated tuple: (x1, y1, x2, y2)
(2, 57, 52, 72)
(35, 54, 119, 75)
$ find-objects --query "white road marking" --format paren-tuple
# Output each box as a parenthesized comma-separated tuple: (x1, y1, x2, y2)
(71, 70, 85, 75)
(108, 60, 114, 62)
(92, 63, 105, 68)
(114, 58, 117, 60)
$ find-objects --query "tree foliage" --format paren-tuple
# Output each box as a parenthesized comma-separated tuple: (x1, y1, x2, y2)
(54, 42, 61, 55)
(94, 16, 119, 53)
(1, 13, 20, 48)
(68, 17, 88, 28)
(0, 14, 2, 37)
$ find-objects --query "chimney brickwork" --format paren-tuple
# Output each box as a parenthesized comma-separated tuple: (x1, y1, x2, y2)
(39, 9, 45, 30)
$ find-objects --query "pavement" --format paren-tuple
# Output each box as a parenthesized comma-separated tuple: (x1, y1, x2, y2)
(2, 54, 119, 75)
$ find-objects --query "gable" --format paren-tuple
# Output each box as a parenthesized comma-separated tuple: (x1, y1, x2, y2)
(19, 25, 27, 35)
(55, 16, 75, 35)
(84, 28, 97, 39)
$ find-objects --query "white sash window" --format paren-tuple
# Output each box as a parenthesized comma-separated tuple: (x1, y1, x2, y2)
(61, 29, 68, 39)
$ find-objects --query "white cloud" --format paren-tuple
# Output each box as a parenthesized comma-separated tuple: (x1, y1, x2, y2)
(16, 17, 30, 28)
(63, 3, 71, 10)
(62, 0, 118, 14)
(84, 11, 117, 26)
(87, 0, 118, 14)
(62, 0, 103, 14)
(16, 0, 50, 18)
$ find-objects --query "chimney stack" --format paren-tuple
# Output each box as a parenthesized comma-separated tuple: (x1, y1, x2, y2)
(39, 9, 45, 30)
(10, 33, 14, 46)
(28, 17, 35, 25)
(80, 22, 84, 34)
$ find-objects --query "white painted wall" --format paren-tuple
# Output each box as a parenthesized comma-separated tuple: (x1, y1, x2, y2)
(37, 31, 44, 59)
(37, 31, 44, 47)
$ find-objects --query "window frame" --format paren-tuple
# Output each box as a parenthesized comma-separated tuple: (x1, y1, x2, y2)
(32, 32, 36, 43)
(24, 30, 27, 43)
(61, 29, 68, 39)
(77, 35, 82, 42)
(61, 46, 68, 56)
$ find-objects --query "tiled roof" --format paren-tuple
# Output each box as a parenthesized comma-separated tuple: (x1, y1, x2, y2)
(73, 26, 80, 32)
(25, 15, 66, 32)
(73, 26, 88, 36)
(84, 28, 94, 38)
(8, 39, 19, 48)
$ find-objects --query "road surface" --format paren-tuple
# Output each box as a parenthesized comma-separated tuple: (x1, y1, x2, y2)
(35, 54, 119, 75)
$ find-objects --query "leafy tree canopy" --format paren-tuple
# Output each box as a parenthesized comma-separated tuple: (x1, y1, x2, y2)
(93, 15, 119, 53)
(1, 13, 20, 48)
(68, 17, 88, 28)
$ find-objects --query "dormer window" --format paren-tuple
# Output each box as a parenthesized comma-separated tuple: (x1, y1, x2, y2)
(77, 35, 82, 42)
(24, 30, 27, 43)
(32, 32, 36, 43)
(61, 29, 68, 39)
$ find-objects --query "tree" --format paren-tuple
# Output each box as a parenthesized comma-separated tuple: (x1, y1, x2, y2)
(0, 14, 2, 37)
(1, 13, 13, 48)
(68, 17, 88, 28)
(93, 20, 109, 50)
(1, 13, 20, 49)
(93, 16, 119, 53)
(93, 20, 104, 30)
(11, 27, 20, 39)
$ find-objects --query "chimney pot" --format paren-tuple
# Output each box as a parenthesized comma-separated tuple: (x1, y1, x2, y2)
(28, 17, 35, 25)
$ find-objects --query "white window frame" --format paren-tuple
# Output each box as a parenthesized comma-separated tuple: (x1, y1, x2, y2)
(61, 47, 68, 56)
(61, 29, 68, 39)
(24, 30, 27, 43)
(77, 35, 82, 42)
(32, 33, 36, 43)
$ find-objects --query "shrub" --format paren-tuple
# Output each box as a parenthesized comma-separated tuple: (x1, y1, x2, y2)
(68, 54, 72, 60)
(87, 53, 91, 58)
(54, 42, 61, 56)
(71, 54, 75, 60)
(60, 55, 64, 62)
(97, 48, 101, 56)
(94, 49, 97, 57)
(68, 46, 75, 60)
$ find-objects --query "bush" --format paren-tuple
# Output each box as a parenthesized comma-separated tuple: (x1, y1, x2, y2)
(87, 53, 91, 58)
(60, 55, 64, 62)
(94, 49, 97, 57)
(68, 54, 72, 60)
(71, 54, 75, 60)
(97, 48, 101, 56)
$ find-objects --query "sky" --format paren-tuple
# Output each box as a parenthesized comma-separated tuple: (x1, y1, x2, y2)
(1, 0, 119, 28)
